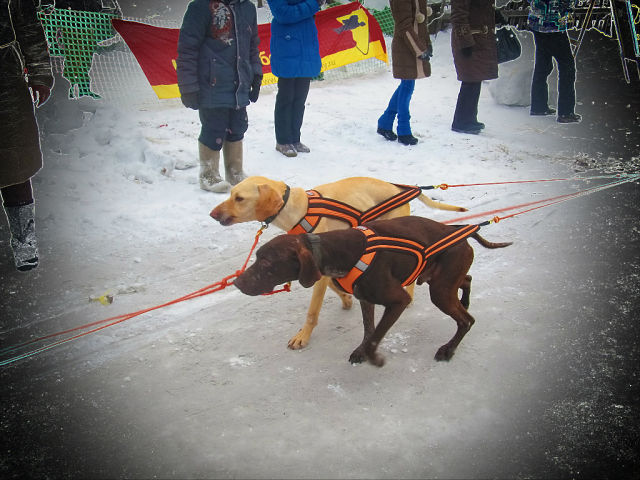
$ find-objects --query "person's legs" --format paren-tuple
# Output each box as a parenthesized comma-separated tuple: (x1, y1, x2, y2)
(396, 79, 415, 136)
(198, 108, 231, 192)
(530, 31, 555, 114)
(1, 180, 33, 207)
(1, 179, 38, 271)
(553, 31, 578, 120)
(223, 107, 249, 185)
(275, 77, 295, 145)
(290, 77, 311, 149)
(377, 82, 401, 141)
(396, 80, 418, 145)
(378, 83, 401, 130)
(452, 81, 481, 133)
(274, 77, 297, 156)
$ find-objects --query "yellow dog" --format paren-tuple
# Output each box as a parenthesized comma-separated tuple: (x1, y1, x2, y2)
(210, 176, 466, 349)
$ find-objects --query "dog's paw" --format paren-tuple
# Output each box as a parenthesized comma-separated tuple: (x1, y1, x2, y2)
(349, 348, 366, 364)
(287, 328, 311, 350)
(434, 344, 455, 361)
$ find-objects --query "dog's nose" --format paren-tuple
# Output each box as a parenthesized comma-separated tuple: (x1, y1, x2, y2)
(233, 275, 255, 296)
(210, 207, 221, 221)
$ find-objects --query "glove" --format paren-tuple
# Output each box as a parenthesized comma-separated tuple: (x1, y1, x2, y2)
(461, 46, 473, 57)
(418, 44, 433, 60)
(249, 74, 263, 103)
(494, 8, 509, 26)
(180, 91, 199, 110)
(28, 83, 51, 107)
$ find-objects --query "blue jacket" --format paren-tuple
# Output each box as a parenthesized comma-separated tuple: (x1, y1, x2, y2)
(177, 0, 262, 109)
(527, 0, 575, 32)
(267, 0, 321, 78)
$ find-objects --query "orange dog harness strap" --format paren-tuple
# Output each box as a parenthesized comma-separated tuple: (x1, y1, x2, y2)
(360, 184, 423, 224)
(287, 185, 424, 235)
(334, 223, 481, 294)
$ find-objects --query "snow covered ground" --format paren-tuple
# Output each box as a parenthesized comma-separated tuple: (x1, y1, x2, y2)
(1, 28, 639, 479)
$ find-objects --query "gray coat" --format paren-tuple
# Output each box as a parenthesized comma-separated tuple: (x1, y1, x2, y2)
(0, 0, 53, 188)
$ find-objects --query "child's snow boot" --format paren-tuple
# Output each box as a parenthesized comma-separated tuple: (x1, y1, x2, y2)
(199, 141, 231, 193)
(5, 202, 39, 271)
(223, 140, 247, 186)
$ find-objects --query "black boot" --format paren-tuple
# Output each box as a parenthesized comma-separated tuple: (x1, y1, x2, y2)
(397, 134, 418, 145)
(377, 128, 397, 141)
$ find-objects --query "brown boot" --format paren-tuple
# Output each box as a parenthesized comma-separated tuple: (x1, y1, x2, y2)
(222, 140, 247, 185)
(199, 141, 231, 193)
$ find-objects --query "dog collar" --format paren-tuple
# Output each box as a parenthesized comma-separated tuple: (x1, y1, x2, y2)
(263, 184, 291, 225)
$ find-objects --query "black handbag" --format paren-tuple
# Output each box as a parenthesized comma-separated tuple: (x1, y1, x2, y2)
(495, 27, 521, 63)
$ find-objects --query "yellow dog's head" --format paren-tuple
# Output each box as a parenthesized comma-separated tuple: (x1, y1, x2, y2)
(210, 176, 286, 226)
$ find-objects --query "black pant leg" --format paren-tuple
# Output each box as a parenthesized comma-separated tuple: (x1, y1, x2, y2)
(531, 31, 555, 113)
(1, 180, 33, 208)
(275, 77, 296, 144)
(453, 81, 481, 127)
(290, 78, 311, 144)
(552, 32, 577, 116)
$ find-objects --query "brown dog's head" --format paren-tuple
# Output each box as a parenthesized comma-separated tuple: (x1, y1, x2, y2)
(234, 235, 322, 296)
(210, 176, 286, 226)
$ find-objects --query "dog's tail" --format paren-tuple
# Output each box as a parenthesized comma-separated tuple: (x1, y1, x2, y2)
(470, 233, 513, 249)
(417, 193, 467, 212)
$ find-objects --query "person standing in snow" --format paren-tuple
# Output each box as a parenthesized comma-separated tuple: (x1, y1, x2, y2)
(267, 0, 322, 157)
(527, 0, 581, 123)
(1, 0, 54, 271)
(377, 0, 433, 146)
(449, 0, 498, 134)
(177, 0, 263, 193)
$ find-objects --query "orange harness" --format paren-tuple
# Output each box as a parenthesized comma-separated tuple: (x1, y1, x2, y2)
(287, 184, 423, 235)
(333, 224, 481, 294)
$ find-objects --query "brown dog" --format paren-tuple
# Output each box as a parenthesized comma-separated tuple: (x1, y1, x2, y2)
(234, 216, 511, 366)
(211, 176, 466, 350)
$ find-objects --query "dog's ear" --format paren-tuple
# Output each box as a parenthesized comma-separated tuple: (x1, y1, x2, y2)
(254, 184, 284, 222)
(296, 243, 322, 288)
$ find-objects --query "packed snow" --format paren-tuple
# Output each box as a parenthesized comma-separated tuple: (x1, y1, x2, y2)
(1, 27, 639, 479)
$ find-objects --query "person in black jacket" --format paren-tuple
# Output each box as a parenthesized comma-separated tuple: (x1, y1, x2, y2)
(1, 0, 54, 271)
(177, 0, 262, 193)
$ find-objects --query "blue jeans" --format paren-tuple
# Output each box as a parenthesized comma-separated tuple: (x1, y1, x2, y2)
(378, 79, 415, 136)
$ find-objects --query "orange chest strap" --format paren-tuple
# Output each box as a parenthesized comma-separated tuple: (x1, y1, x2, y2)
(287, 185, 423, 235)
(333, 224, 481, 294)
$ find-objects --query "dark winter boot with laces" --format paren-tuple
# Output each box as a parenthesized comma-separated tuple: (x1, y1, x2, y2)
(5, 202, 39, 271)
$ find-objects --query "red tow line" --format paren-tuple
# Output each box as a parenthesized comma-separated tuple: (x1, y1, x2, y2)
(0, 225, 289, 366)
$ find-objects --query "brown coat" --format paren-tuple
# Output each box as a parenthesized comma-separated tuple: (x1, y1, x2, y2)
(390, 0, 432, 80)
(450, 0, 498, 82)
(0, 0, 53, 188)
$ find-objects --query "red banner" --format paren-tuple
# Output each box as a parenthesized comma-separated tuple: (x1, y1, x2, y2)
(112, 2, 387, 99)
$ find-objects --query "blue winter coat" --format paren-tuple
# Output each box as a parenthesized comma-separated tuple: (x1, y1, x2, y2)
(527, 0, 575, 32)
(177, 0, 262, 109)
(267, 0, 321, 78)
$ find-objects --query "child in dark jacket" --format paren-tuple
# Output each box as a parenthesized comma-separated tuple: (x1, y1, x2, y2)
(177, 0, 263, 192)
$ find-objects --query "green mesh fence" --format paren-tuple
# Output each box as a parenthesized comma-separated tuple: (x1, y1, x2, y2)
(34, 2, 398, 106)
(371, 6, 395, 36)
(38, 8, 120, 99)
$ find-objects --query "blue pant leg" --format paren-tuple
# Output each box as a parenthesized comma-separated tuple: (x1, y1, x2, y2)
(396, 79, 415, 136)
(378, 83, 401, 130)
